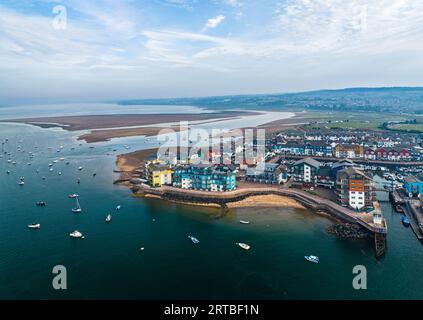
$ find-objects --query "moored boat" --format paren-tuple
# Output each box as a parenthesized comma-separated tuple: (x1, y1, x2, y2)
(304, 255, 320, 264)
(188, 235, 200, 244)
(36, 201, 47, 207)
(236, 242, 251, 250)
(106, 214, 112, 222)
(28, 223, 41, 229)
(68, 194, 79, 199)
(395, 205, 404, 213)
(401, 215, 410, 227)
(69, 230, 84, 238)
(240, 220, 250, 224)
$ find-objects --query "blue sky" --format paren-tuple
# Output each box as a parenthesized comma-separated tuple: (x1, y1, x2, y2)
(1, 0, 423, 104)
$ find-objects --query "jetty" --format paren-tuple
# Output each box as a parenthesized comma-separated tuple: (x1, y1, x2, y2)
(134, 184, 388, 256)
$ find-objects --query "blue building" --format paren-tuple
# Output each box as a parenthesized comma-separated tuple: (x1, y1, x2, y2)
(173, 164, 237, 192)
(403, 176, 423, 196)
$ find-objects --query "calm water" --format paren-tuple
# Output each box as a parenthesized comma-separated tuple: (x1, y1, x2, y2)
(1, 121, 423, 299)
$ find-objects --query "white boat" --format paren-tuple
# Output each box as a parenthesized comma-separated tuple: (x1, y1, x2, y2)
(71, 197, 82, 213)
(188, 235, 200, 244)
(236, 242, 251, 250)
(304, 255, 320, 264)
(78, 166, 83, 171)
(69, 230, 84, 239)
(106, 214, 112, 222)
(116, 205, 121, 211)
(28, 223, 41, 229)
(240, 220, 250, 224)
(140, 247, 145, 251)
(18, 181, 25, 186)
(68, 194, 79, 198)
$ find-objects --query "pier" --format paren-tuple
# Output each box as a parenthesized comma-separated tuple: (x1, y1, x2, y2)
(134, 184, 388, 256)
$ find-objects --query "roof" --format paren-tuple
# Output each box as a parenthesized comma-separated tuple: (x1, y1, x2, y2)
(337, 167, 373, 180)
(293, 157, 321, 168)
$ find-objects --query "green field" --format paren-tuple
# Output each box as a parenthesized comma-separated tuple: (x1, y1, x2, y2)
(391, 123, 423, 133)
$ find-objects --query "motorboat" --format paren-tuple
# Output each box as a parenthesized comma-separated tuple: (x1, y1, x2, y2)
(402, 215, 410, 227)
(106, 214, 112, 222)
(240, 220, 250, 224)
(78, 166, 83, 171)
(36, 201, 47, 207)
(18, 181, 25, 186)
(68, 194, 79, 198)
(116, 205, 121, 211)
(69, 230, 84, 239)
(236, 242, 251, 250)
(304, 255, 320, 264)
(28, 223, 41, 229)
(188, 235, 200, 244)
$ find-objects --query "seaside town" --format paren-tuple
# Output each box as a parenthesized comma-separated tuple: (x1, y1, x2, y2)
(118, 124, 423, 257)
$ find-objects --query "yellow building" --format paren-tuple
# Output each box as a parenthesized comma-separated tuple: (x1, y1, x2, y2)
(145, 161, 173, 187)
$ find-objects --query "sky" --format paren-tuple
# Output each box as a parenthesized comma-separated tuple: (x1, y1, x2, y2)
(1, 0, 423, 104)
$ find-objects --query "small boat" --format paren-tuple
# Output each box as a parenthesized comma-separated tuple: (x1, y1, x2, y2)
(6, 170, 10, 174)
(116, 205, 121, 211)
(140, 247, 145, 251)
(78, 166, 83, 171)
(304, 255, 320, 264)
(28, 223, 41, 229)
(18, 181, 25, 186)
(188, 235, 200, 244)
(68, 194, 79, 199)
(106, 214, 112, 222)
(401, 215, 410, 227)
(72, 197, 82, 213)
(69, 230, 84, 239)
(395, 205, 404, 213)
(49, 168, 54, 172)
(93, 173, 97, 177)
(236, 242, 251, 250)
(77, 178, 81, 184)
(36, 201, 47, 207)
(240, 220, 250, 224)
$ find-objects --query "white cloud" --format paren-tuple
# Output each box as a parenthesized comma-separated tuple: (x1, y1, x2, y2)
(204, 14, 225, 30)
(223, 0, 242, 7)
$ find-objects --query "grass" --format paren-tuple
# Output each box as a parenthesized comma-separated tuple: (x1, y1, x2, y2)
(391, 123, 423, 133)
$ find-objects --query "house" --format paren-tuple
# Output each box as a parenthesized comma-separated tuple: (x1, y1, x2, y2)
(331, 159, 359, 177)
(364, 148, 376, 160)
(291, 157, 321, 184)
(336, 167, 376, 210)
(145, 161, 173, 187)
(403, 176, 423, 196)
(304, 141, 333, 157)
(246, 163, 287, 184)
(172, 164, 237, 192)
(272, 142, 305, 155)
(316, 166, 335, 189)
(334, 144, 364, 159)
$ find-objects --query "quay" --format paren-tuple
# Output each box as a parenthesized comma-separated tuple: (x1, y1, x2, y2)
(134, 183, 388, 256)
(404, 200, 423, 240)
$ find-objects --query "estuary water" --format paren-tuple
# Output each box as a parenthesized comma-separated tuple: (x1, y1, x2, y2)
(0, 106, 423, 299)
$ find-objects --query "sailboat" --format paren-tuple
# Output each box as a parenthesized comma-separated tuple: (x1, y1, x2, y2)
(72, 197, 82, 213)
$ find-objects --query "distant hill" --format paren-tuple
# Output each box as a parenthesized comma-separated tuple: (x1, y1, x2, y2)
(118, 87, 423, 114)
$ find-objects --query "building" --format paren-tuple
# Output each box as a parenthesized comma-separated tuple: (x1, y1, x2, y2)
(245, 163, 287, 184)
(316, 166, 335, 189)
(304, 141, 333, 157)
(334, 144, 364, 159)
(172, 164, 237, 192)
(336, 167, 376, 210)
(291, 157, 321, 184)
(403, 176, 423, 196)
(145, 161, 173, 187)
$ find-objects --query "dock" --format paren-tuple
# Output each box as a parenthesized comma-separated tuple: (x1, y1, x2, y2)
(404, 200, 423, 240)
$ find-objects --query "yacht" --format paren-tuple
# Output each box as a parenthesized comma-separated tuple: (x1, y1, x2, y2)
(36, 201, 47, 207)
(18, 181, 25, 186)
(188, 235, 200, 244)
(116, 205, 121, 211)
(240, 220, 250, 224)
(69, 230, 84, 239)
(28, 223, 41, 229)
(106, 214, 112, 222)
(68, 194, 79, 198)
(72, 197, 82, 213)
(78, 166, 83, 171)
(304, 255, 320, 264)
(236, 242, 251, 250)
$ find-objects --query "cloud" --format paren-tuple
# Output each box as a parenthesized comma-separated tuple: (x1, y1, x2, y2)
(204, 14, 225, 30)
(222, 0, 242, 7)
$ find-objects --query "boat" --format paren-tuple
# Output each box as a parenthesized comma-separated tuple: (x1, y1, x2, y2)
(106, 214, 112, 222)
(36, 201, 47, 207)
(78, 166, 83, 171)
(395, 205, 404, 213)
(68, 194, 79, 198)
(69, 230, 84, 239)
(18, 181, 25, 186)
(236, 242, 251, 250)
(93, 173, 97, 177)
(6, 170, 10, 174)
(240, 220, 250, 224)
(401, 215, 410, 227)
(28, 223, 41, 229)
(140, 247, 145, 251)
(304, 255, 320, 264)
(116, 205, 121, 211)
(188, 235, 200, 244)
(72, 197, 82, 213)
